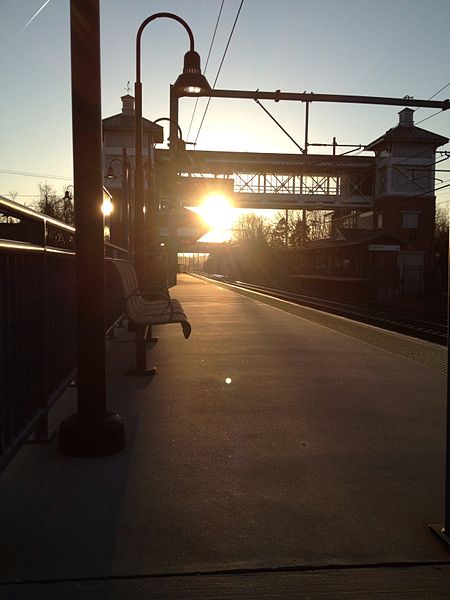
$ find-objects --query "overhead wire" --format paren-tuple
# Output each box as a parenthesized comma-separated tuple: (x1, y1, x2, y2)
(410, 180, 450, 199)
(427, 81, 450, 101)
(0, 168, 71, 181)
(416, 110, 447, 126)
(415, 81, 450, 111)
(193, 0, 245, 146)
(413, 80, 450, 125)
(186, 0, 225, 142)
(0, 194, 40, 198)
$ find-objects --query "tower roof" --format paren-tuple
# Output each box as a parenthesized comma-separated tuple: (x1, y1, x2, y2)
(102, 95, 164, 143)
(366, 108, 448, 151)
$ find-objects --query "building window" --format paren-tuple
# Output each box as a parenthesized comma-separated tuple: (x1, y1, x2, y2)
(377, 213, 383, 229)
(402, 212, 419, 229)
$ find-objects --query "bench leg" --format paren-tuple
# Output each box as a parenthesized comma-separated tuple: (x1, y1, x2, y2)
(145, 325, 158, 344)
(127, 325, 157, 376)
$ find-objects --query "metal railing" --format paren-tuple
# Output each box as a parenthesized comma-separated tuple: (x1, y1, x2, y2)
(0, 197, 127, 472)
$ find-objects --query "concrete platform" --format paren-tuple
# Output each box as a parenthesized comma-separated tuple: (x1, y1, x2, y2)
(1, 273, 449, 598)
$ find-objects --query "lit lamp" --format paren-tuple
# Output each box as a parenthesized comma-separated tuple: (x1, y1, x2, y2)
(173, 49, 211, 95)
(134, 11, 210, 284)
(101, 196, 113, 216)
(101, 190, 113, 240)
(105, 159, 122, 180)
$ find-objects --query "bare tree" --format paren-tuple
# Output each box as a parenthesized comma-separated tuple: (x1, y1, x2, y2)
(435, 204, 448, 240)
(269, 210, 309, 248)
(307, 209, 331, 240)
(435, 205, 448, 260)
(232, 212, 271, 244)
(288, 212, 309, 248)
(269, 211, 288, 248)
(433, 204, 448, 293)
(32, 183, 74, 225)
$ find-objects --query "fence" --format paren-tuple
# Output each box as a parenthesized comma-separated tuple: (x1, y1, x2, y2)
(0, 196, 127, 472)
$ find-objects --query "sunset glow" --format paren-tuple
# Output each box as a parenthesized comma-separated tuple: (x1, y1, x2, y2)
(198, 194, 235, 229)
(190, 193, 237, 242)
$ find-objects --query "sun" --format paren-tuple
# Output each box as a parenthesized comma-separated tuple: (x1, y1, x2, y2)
(197, 194, 235, 230)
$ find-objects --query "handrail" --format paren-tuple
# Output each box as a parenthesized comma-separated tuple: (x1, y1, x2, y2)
(0, 195, 128, 472)
(0, 240, 44, 251)
(0, 195, 76, 232)
(0, 194, 129, 257)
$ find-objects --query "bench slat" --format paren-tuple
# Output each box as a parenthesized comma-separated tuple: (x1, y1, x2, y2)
(112, 260, 191, 339)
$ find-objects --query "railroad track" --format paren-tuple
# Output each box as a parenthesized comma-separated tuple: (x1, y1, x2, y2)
(200, 273, 448, 346)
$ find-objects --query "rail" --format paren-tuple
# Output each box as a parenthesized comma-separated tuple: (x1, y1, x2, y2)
(198, 273, 447, 345)
(0, 197, 127, 472)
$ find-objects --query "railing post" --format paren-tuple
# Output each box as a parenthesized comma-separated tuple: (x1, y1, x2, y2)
(58, 0, 125, 457)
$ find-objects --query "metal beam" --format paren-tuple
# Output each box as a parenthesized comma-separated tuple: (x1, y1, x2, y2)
(178, 88, 450, 111)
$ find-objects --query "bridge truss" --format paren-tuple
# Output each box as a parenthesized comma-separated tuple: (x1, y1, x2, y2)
(155, 149, 375, 210)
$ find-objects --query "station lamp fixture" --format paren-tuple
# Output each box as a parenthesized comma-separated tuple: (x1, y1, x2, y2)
(173, 50, 211, 95)
(133, 12, 210, 282)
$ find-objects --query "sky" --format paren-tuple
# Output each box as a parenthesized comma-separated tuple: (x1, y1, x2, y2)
(1, 0, 450, 213)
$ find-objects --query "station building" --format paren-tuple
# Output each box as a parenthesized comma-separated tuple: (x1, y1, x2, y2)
(299, 108, 448, 297)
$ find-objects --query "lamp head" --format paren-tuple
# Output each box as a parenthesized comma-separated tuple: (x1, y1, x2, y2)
(105, 165, 117, 180)
(173, 50, 211, 95)
(63, 189, 72, 200)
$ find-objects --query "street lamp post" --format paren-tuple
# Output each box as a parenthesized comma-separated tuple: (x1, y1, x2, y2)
(63, 185, 74, 201)
(105, 150, 132, 249)
(59, 185, 74, 225)
(134, 12, 210, 284)
(148, 119, 183, 244)
(147, 118, 186, 285)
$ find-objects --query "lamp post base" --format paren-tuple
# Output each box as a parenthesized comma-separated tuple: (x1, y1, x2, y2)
(58, 411, 125, 457)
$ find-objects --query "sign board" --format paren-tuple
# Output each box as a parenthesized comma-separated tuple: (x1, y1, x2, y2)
(231, 192, 373, 210)
(160, 227, 203, 239)
(164, 176, 235, 206)
(369, 244, 400, 252)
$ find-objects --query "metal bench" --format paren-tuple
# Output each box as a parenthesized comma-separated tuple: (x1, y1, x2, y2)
(111, 259, 191, 375)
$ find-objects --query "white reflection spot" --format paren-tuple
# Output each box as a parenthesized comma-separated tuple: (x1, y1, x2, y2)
(225, 377, 232, 384)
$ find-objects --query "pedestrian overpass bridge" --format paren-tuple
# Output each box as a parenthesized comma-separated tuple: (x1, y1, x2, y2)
(155, 149, 374, 210)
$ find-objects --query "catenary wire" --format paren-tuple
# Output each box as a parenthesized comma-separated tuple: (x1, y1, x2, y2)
(414, 81, 450, 113)
(407, 180, 450, 199)
(416, 109, 447, 126)
(427, 81, 450, 101)
(186, 0, 225, 142)
(193, 0, 245, 146)
(414, 80, 450, 124)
